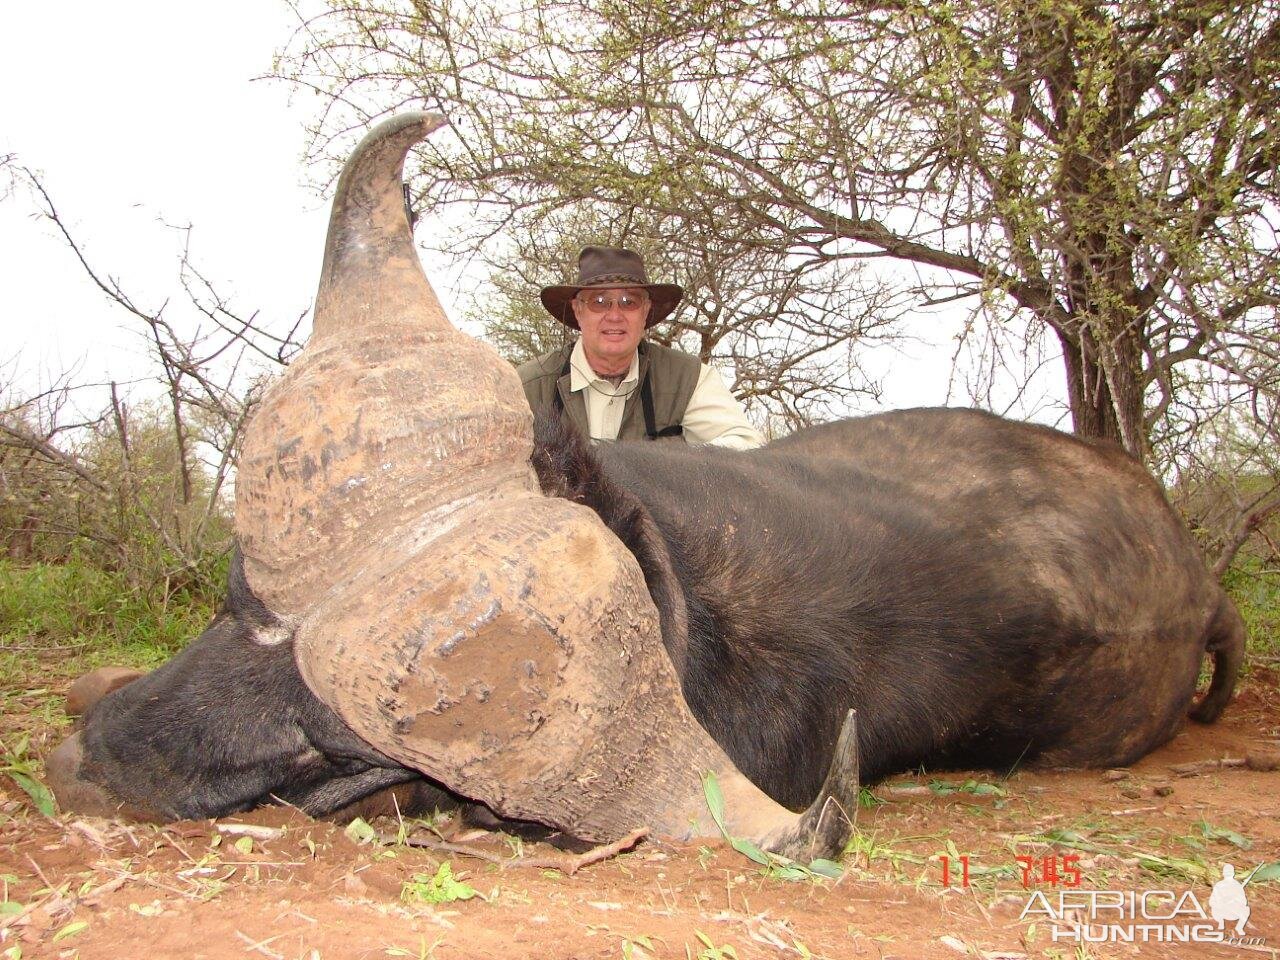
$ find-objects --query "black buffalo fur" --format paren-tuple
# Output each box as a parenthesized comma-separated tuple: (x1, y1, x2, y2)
(529, 412, 1047, 808)
(531, 409, 1242, 811)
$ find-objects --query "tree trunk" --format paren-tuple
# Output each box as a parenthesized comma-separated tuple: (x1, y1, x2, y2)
(1054, 322, 1147, 462)
(1056, 324, 1120, 441)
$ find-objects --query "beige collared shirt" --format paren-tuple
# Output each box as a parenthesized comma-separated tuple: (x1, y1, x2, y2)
(567, 340, 765, 449)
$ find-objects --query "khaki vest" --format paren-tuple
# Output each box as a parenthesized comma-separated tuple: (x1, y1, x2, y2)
(517, 341, 701, 441)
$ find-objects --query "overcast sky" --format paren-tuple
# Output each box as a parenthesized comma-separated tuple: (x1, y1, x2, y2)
(0, 2, 1065, 424)
(2, 2, 357, 400)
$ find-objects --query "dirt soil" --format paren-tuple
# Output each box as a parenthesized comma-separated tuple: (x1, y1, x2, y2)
(3, 674, 1279, 960)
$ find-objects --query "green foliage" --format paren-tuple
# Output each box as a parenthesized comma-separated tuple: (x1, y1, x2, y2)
(1247, 862, 1280, 883)
(1198, 820, 1251, 851)
(1223, 555, 1280, 659)
(0, 555, 222, 668)
(689, 931, 737, 960)
(478, 229, 583, 366)
(0, 900, 22, 920)
(344, 817, 379, 845)
(385, 936, 445, 959)
(400, 863, 481, 905)
(280, 0, 1280, 459)
(1011, 824, 1275, 885)
(0, 401, 235, 602)
(926, 778, 1006, 798)
(842, 829, 930, 880)
(0, 734, 55, 815)
(621, 934, 658, 959)
(50, 920, 88, 943)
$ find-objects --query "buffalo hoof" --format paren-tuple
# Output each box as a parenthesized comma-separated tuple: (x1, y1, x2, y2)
(66, 667, 146, 717)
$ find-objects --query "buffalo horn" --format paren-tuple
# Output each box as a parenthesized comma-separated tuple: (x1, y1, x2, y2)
(244, 112, 854, 859)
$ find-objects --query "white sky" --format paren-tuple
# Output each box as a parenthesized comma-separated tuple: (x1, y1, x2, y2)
(2, 2, 356, 402)
(0, 2, 1066, 424)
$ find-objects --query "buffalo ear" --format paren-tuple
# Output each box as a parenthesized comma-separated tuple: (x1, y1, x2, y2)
(530, 407, 590, 499)
(531, 411, 644, 538)
(66, 667, 146, 718)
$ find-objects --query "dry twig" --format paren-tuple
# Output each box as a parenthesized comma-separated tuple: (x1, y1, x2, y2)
(235, 930, 287, 960)
(1170, 758, 1246, 777)
(377, 827, 649, 876)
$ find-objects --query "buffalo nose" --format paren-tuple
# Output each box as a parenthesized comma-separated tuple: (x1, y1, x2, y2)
(45, 732, 120, 818)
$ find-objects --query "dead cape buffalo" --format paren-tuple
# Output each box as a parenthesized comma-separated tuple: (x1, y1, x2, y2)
(47, 113, 1244, 861)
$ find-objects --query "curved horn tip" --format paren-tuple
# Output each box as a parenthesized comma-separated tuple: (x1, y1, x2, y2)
(364, 110, 449, 143)
(335, 110, 451, 195)
(310, 109, 455, 337)
(338, 111, 450, 178)
(773, 708, 860, 862)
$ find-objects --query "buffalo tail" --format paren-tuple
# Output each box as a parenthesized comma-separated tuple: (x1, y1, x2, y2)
(1190, 592, 1246, 723)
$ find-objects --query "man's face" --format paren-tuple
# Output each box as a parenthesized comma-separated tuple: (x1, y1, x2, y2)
(572, 287, 650, 375)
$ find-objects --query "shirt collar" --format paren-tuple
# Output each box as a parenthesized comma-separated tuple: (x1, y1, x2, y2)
(568, 339, 641, 393)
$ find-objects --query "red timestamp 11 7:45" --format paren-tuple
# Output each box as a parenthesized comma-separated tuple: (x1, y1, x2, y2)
(939, 854, 1084, 888)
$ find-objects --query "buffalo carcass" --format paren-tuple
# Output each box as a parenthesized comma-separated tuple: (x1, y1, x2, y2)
(46, 113, 1243, 859)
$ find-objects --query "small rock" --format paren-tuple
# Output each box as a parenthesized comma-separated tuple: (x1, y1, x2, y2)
(1246, 749, 1280, 772)
(1101, 769, 1130, 782)
(884, 784, 933, 797)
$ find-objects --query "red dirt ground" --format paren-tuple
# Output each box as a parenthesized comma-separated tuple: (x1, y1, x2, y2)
(3, 673, 1279, 960)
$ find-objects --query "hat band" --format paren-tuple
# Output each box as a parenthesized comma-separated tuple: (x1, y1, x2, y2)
(579, 272, 647, 286)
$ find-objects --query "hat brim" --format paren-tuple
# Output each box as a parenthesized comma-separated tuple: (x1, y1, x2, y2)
(540, 282, 684, 330)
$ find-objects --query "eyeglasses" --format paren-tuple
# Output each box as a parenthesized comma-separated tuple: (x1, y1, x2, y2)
(576, 291, 650, 315)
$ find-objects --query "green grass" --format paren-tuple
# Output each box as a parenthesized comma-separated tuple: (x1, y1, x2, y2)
(0, 555, 224, 690)
(1223, 555, 1280, 660)
(0, 543, 1271, 683)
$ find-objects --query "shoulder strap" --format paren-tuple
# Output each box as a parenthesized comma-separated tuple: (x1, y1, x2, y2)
(553, 353, 572, 413)
(640, 370, 683, 440)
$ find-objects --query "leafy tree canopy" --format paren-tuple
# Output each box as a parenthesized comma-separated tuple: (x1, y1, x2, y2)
(278, 0, 1278, 459)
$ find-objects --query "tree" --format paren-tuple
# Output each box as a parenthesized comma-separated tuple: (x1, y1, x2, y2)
(278, 0, 1279, 461)
(1, 167, 305, 596)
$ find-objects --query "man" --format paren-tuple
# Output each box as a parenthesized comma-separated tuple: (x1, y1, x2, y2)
(517, 247, 764, 448)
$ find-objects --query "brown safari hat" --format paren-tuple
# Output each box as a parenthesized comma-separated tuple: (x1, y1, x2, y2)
(540, 246, 684, 330)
